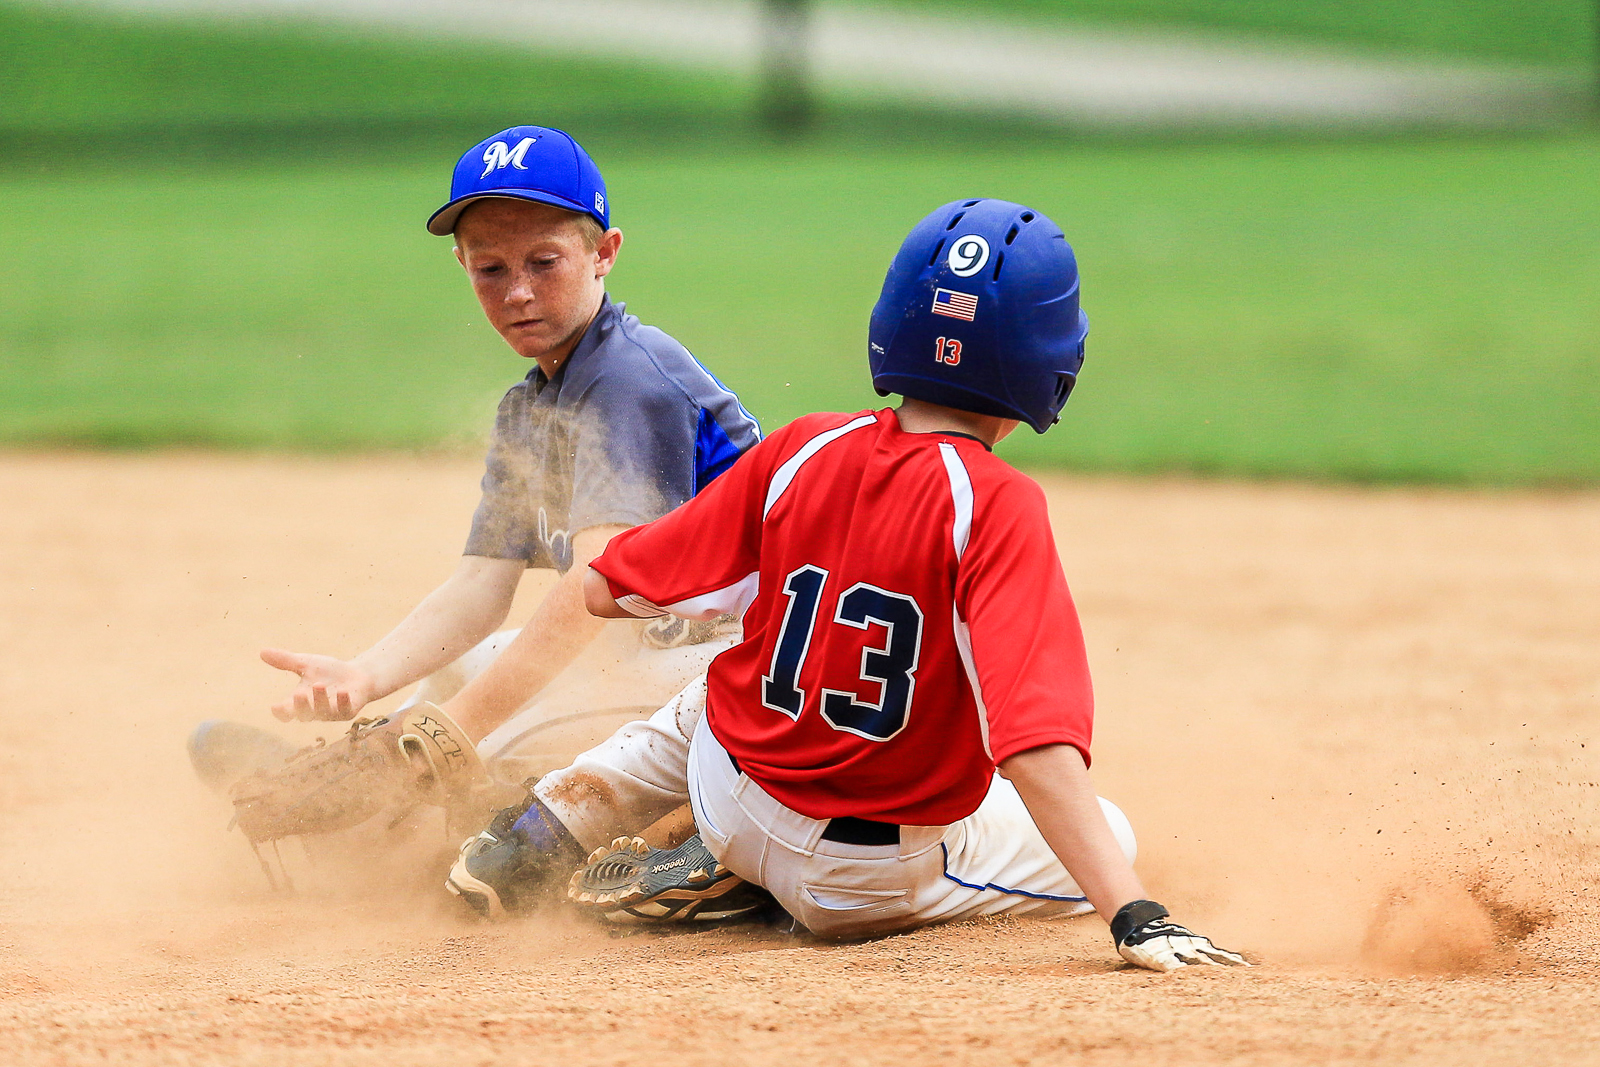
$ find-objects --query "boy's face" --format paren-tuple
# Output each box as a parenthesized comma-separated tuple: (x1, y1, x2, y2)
(453, 199, 622, 367)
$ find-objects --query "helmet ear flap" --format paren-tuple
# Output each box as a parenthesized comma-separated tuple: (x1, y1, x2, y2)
(1053, 374, 1075, 407)
(1039, 337, 1086, 429)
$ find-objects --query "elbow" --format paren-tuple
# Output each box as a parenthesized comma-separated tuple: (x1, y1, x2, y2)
(583, 566, 628, 619)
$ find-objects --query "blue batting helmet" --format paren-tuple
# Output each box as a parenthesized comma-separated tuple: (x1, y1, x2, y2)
(868, 199, 1088, 434)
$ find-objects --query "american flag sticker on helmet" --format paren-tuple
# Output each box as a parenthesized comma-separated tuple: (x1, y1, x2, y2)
(932, 288, 978, 321)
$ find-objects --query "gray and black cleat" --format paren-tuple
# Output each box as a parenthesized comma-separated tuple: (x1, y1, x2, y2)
(446, 790, 583, 920)
(187, 719, 299, 793)
(568, 832, 775, 924)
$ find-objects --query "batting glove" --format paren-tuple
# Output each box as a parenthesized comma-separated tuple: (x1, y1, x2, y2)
(1111, 900, 1251, 972)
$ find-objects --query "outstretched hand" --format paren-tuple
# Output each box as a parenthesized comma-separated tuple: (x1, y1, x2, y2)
(260, 648, 378, 722)
(1112, 900, 1250, 973)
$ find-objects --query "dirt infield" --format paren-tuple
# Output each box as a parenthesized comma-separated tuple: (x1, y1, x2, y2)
(2, 451, 1598, 1066)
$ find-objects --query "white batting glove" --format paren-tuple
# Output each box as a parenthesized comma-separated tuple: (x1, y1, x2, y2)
(1111, 900, 1251, 972)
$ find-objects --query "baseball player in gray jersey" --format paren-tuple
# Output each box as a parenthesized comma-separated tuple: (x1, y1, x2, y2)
(248, 125, 761, 789)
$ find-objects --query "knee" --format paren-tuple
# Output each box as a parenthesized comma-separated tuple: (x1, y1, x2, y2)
(1098, 796, 1137, 865)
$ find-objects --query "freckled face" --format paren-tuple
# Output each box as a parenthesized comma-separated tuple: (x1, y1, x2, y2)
(453, 199, 621, 367)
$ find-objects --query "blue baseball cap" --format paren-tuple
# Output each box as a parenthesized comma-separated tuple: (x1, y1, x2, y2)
(426, 125, 609, 236)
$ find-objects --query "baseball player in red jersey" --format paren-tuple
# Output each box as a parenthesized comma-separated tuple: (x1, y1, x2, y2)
(447, 199, 1246, 971)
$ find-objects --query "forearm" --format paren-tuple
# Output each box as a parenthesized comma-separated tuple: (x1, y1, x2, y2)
(444, 525, 629, 742)
(443, 566, 607, 741)
(353, 556, 521, 699)
(999, 744, 1146, 924)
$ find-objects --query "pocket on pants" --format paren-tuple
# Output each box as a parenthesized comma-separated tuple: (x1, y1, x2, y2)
(795, 883, 913, 938)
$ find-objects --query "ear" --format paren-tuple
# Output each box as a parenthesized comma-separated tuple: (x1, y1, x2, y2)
(594, 228, 624, 279)
(453, 243, 467, 270)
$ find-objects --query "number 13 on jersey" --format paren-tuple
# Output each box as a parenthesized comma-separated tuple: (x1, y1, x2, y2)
(761, 565, 925, 742)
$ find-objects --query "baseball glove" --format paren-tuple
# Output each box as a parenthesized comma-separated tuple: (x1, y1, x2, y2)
(229, 701, 493, 844)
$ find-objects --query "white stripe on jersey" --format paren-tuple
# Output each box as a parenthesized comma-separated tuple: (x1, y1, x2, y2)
(658, 571, 761, 621)
(615, 593, 670, 618)
(762, 413, 878, 520)
(937, 442, 974, 561)
(939, 444, 992, 759)
(952, 615, 993, 760)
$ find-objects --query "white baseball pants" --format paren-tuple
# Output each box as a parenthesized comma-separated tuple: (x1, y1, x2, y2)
(536, 676, 1137, 939)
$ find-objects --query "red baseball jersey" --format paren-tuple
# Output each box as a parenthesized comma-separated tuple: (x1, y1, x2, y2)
(591, 408, 1094, 825)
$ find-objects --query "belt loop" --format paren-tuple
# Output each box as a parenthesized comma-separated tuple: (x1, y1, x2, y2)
(898, 824, 948, 860)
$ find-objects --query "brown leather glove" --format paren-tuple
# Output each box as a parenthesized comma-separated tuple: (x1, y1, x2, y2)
(229, 701, 493, 843)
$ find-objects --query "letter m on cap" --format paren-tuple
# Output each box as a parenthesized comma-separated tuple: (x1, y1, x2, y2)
(480, 137, 538, 179)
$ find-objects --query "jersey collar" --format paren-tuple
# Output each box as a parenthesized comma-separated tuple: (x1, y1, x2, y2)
(884, 408, 994, 452)
(934, 430, 994, 452)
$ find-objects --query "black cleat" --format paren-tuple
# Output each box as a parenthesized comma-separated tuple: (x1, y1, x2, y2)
(445, 791, 581, 920)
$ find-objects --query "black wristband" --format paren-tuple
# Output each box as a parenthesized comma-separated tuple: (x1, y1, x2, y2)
(1111, 899, 1170, 946)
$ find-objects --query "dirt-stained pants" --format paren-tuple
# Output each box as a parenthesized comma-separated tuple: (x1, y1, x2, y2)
(534, 676, 1138, 939)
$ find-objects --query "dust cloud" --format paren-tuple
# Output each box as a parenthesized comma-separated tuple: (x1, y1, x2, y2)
(1051, 477, 1600, 975)
(1, 453, 1598, 1064)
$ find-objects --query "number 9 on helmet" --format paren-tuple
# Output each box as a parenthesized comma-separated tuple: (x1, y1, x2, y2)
(867, 199, 1088, 434)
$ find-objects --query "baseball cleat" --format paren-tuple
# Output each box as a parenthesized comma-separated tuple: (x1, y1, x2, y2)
(445, 790, 582, 920)
(187, 719, 299, 793)
(447, 830, 522, 920)
(567, 832, 774, 924)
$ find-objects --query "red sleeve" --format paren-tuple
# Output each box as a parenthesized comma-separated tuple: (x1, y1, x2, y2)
(589, 425, 788, 619)
(957, 472, 1094, 766)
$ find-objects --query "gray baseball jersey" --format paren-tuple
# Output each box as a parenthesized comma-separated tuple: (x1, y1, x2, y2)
(465, 295, 761, 571)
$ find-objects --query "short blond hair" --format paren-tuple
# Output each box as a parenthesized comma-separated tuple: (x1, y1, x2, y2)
(570, 212, 606, 250)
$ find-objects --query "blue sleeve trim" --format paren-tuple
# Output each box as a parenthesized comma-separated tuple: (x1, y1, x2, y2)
(696, 362, 763, 442)
(694, 405, 746, 494)
(612, 310, 762, 442)
(938, 843, 1088, 903)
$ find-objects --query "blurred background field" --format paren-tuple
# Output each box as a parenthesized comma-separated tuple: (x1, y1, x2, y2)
(874, 0, 1594, 64)
(1, 0, 1597, 483)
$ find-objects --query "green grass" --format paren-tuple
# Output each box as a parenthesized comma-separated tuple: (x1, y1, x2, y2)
(860, 0, 1597, 66)
(0, 2, 751, 139)
(1, 1, 1596, 483)
(1, 0, 1590, 150)
(3, 134, 1597, 483)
